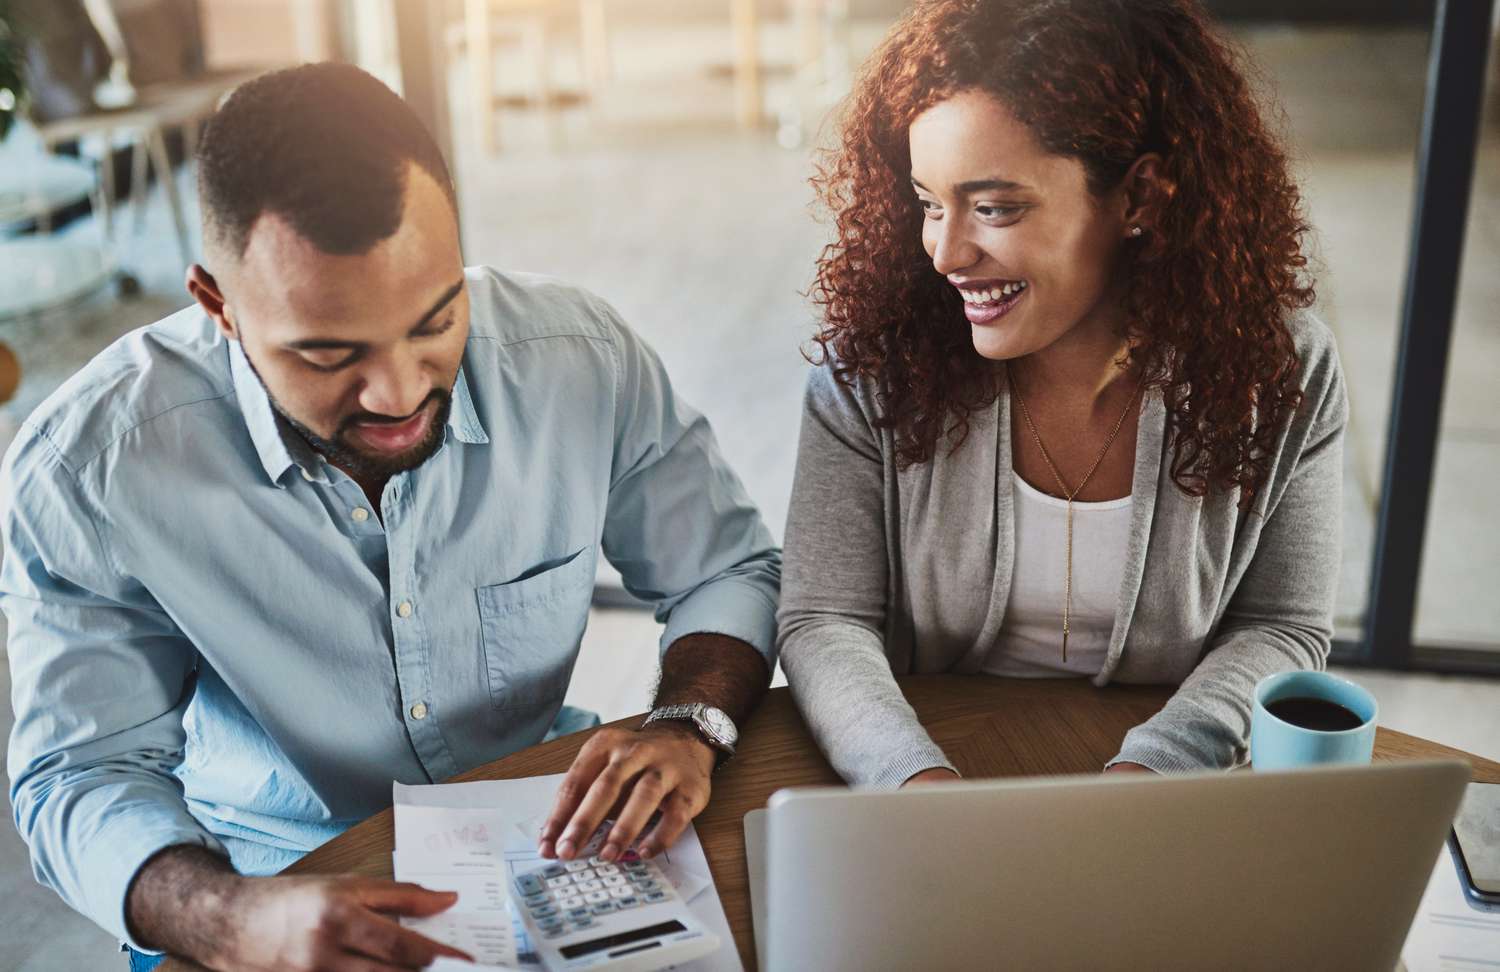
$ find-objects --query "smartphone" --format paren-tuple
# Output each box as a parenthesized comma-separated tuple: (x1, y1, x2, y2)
(1449, 781, 1500, 910)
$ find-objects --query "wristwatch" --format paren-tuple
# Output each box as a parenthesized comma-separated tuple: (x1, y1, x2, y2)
(642, 703, 738, 763)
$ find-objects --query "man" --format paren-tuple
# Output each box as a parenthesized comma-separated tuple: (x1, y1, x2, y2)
(3, 63, 779, 971)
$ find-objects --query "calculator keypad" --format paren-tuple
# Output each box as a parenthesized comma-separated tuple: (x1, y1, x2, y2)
(515, 851, 680, 939)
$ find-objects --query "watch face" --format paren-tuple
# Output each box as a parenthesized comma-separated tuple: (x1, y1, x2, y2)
(700, 706, 737, 746)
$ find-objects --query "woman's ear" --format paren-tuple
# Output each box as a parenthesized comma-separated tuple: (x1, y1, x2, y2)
(1120, 153, 1170, 239)
(186, 264, 238, 341)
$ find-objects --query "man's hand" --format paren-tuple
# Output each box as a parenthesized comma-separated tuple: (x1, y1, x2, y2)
(210, 875, 473, 971)
(538, 722, 716, 863)
(539, 632, 770, 864)
(126, 845, 472, 971)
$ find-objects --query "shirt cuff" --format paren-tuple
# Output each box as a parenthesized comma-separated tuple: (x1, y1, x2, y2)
(99, 822, 230, 953)
(870, 746, 958, 790)
(1110, 716, 1228, 774)
(659, 574, 778, 670)
(1104, 749, 1204, 774)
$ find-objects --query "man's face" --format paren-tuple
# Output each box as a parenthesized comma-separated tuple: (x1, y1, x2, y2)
(217, 165, 469, 481)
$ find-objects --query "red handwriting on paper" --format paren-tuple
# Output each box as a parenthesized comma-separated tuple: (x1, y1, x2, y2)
(424, 822, 491, 854)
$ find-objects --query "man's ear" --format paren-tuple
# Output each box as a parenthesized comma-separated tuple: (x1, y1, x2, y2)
(1120, 152, 1170, 239)
(186, 264, 237, 341)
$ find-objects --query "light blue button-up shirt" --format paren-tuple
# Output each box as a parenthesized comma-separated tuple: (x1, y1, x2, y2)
(2, 267, 780, 946)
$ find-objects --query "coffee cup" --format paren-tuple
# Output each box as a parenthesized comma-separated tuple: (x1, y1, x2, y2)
(1250, 670, 1378, 770)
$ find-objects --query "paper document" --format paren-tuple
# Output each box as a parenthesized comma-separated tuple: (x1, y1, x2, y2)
(393, 803, 520, 968)
(429, 960, 510, 972)
(1401, 844, 1500, 971)
(393, 774, 742, 971)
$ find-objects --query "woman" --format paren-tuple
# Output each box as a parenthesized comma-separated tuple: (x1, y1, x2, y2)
(778, 0, 1347, 786)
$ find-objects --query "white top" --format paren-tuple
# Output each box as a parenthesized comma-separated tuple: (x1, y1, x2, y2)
(983, 473, 1134, 678)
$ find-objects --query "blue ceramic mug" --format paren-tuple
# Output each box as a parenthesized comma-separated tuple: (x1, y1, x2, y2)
(1250, 670, 1378, 770)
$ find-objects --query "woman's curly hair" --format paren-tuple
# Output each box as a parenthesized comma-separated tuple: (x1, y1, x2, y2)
(810, 0, 1314, 499)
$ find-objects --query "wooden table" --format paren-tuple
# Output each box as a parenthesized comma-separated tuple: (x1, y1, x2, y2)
(162, 676, 1500, 971)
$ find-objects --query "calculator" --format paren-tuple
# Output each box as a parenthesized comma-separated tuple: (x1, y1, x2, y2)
(512, 849, 720, 971)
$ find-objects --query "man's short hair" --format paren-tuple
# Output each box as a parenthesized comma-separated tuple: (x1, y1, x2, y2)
(197, 62, 456, 259)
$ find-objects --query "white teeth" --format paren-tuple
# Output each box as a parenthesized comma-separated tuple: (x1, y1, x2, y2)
(960, 281, 1026, 303)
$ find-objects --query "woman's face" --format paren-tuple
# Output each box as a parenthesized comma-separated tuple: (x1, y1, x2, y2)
(909, 89, 1131, 361)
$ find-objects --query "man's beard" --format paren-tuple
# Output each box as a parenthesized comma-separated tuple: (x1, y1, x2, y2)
(242, 348, 453, 481)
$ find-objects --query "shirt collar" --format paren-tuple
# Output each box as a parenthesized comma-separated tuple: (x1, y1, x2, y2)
(230, 339, 489, 488)
(230, 338, 307, 487)
(447, 363, 489, 445)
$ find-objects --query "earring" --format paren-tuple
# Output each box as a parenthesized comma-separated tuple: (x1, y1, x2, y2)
(1130, 226, 1143, 237)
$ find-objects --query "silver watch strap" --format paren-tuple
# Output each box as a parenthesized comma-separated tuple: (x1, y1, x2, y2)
(646, 703, 701, 723)
(642, 703, 735, 763)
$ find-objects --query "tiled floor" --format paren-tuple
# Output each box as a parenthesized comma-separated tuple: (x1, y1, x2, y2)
(2, 16, 1498, 971)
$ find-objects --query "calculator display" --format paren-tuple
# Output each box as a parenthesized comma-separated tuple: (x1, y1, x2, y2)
(558, 920, 688, 959)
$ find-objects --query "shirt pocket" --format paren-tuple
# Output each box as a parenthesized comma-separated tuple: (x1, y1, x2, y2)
(476, 547, 594, 710)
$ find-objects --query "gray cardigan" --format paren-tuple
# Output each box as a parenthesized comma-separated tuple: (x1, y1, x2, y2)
(777, 312, 1348, 787)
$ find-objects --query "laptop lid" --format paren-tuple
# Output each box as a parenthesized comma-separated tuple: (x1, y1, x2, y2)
(759, 760, 1468, 971)
(744, 808, 769, 963)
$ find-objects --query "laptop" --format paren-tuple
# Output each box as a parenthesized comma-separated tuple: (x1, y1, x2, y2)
(744, 760, 1468, 971)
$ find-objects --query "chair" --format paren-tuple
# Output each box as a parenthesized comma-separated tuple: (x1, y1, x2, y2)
(454, 0, 610, 154)
(26, 0, 266, 271)
(0, 121, 118, 399)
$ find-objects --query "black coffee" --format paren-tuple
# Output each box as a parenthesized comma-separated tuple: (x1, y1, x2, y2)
(1265, 696, 1365, 732)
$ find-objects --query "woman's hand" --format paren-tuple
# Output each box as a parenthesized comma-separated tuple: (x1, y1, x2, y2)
(903, 767, 963, 786)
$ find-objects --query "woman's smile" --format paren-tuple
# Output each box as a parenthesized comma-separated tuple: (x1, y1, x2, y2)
(953, 278, 1029, 325)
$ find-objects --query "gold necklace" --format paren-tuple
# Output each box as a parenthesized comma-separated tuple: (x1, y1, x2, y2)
(1010, 366, 1145, 663)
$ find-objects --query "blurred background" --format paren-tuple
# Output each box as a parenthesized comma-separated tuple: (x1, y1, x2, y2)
(0, 1, 1497, 966)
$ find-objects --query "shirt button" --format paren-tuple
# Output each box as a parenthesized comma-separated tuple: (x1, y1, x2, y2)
(410, 701, 429, 720)
(351, 507, 370, 522)
(397, 600, 414, 618)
